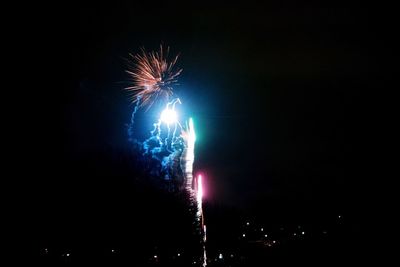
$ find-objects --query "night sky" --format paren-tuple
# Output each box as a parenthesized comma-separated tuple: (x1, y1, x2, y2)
(20, 2, 376, 263)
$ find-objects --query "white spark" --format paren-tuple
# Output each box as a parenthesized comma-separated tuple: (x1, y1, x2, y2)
(160, 108, 177, 125)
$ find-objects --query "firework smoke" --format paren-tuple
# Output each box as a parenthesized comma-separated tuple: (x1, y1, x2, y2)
(127, 96, 141, 143)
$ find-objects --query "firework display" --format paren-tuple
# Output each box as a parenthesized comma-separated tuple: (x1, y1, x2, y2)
(126, 46, 207, 266)
(125, 45, 182, 109)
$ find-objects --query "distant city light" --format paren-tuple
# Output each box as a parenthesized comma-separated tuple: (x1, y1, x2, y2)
(230, 254, 234, 258)
(302, 231, 305, 235)
(218, 253, 223, 260)
(66, 253, 70, 257)
(242, 233, 246, 237)
(261, 228, 264, 231)
(293, 233, 297, 236)
(154, 255, 158, 259)
(338, 215, 342, 219)
(177, 253, 181, 257)
(272, 240, 276, 244)
(246, 222, 250, 226)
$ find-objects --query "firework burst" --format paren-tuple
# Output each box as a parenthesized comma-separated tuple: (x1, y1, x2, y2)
(126, 45, 182, 109)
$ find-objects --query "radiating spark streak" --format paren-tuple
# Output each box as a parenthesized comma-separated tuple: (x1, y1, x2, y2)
(125, 45, 182, 109)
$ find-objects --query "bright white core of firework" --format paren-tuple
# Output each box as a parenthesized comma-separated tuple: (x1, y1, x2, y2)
(160, 108, 177, 124)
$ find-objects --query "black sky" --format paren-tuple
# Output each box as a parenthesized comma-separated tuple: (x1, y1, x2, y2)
(24, 2, 375, 222)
